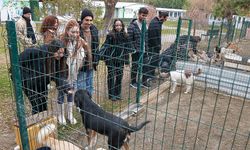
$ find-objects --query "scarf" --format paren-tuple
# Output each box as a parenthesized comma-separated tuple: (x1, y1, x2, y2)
(66, 40, 85, 84)
(22, 15, 36, 44)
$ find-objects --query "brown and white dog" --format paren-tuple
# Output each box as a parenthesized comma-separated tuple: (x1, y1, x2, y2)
(74, 89, 150, 150)
(161, 68, 202, 94)
(36, 123, 81, 150)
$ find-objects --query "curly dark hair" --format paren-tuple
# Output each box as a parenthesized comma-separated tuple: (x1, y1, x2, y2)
(40, 15, 59, 34)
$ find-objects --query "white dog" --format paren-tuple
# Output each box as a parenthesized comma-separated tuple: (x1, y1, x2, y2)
(36, 124, 81, 150)
(36, 123, 107, 150)
(160, 68, 202, 94)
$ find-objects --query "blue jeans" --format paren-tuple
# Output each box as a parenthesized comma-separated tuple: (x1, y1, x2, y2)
(77, 70, 94, 95)
(57, 81, 76, 104)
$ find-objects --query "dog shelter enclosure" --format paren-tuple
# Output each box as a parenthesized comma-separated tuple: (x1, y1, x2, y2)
(3, 14, 250, 150)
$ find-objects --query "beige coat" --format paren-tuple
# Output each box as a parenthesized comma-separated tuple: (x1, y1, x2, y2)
(16, 17, 37, 48)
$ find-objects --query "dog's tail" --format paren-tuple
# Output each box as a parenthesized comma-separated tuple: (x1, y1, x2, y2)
(128, 121, 150, 133)
(37, 123, 56, 144)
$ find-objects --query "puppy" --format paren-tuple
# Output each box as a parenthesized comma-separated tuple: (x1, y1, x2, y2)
(74, 89, 150, 150)
(226, 42, 240, 53)
(214, 46, 237, 62)
(161, 68, 202, 94)
(36, 124, 81, 150)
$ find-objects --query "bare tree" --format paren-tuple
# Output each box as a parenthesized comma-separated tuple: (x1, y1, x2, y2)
(186, 0, 215, 35)
(103, 0, 118, 33)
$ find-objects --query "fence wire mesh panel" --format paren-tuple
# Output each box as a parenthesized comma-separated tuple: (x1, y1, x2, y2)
(3, 11, 250, 150)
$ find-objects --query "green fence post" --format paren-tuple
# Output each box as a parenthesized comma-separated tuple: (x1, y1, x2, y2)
(239, 18, 246, 41)
(136, 20, 146, 104)
(173, 17, 182, 69)
(186, 19, 192, 61)
(231, 18, 237, 42)
(6, 21, 30, 150)
(234, 16, 240, 41)
(122, 6, 125, 18)
(30, 0, 40, 21)
(226, 19, 234, 43)
(218, 19, 224, 47)
(207, 21, 215, 53)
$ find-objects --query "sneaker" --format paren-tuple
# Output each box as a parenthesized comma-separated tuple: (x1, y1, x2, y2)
(130, 83, 137, 89)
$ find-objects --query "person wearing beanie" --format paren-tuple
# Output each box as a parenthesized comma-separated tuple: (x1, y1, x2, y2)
(77, 8, 99, 96)
(16, 6, 37, 49)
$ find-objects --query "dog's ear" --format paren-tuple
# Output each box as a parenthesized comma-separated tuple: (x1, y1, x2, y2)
(215, 46, 221, 53)
(74, 90, 82, 108)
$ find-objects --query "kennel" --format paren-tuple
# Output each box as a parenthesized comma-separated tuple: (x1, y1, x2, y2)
(4, 15, 250, 150)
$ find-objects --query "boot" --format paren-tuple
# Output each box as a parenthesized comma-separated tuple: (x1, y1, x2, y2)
(67, 102, 77, 124)
(57, 103, 66, 125)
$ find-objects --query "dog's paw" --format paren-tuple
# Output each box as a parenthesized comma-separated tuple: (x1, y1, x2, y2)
(170, 90, 174, 93)
(184, 91, 189, 94)
(76, 107, 81, 113)
(84, 146, 89, 150)
(14, 145, 20, 150)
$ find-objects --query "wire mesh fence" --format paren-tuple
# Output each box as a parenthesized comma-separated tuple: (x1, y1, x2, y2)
(2, 13, 250, 150)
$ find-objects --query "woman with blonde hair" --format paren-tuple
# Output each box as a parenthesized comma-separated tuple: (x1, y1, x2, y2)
(57, 19, 91, 125)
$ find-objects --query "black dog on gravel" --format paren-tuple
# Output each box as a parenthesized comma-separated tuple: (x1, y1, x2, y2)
(74, 89, 150, 150)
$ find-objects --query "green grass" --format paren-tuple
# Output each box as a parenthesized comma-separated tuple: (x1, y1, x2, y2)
(165, 20, 178, 27)
(0, 24, 7, 54)
(0, 24, 11, 99)
(0, 65, 12, 99)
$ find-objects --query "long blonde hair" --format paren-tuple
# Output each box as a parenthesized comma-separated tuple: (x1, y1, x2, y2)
(60, 19, 83, 57)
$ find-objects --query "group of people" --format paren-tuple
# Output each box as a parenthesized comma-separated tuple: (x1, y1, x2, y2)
(100, 7, 169, 100)
(15, 6, 169, 125)
(17, 7, 98, 125)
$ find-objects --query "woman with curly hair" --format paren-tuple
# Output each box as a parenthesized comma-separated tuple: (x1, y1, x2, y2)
(40, 15, 59, 44)
(57, 19, 91, 125)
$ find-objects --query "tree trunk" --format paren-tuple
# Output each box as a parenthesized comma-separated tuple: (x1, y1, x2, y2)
(103, 0, 118, 35)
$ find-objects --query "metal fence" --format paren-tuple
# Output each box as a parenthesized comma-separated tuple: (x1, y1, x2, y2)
(4, 14, 250, 150)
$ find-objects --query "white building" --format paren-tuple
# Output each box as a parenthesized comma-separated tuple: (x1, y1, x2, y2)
(1, 0, 186, 21)
(92, 1, 149, 18)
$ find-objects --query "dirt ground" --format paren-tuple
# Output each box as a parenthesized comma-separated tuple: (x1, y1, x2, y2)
(0, 39, 250, 149)
(60, 82, 250, 150)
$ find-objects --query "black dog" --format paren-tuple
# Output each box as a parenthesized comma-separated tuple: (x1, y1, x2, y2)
(74, 89, 150, 150)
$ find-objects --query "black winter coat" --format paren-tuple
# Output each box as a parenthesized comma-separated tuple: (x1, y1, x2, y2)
(127, 19, 148, 54)
(19, 45, 70, 97)
(80, 24, 99, 71)
(159, 35, 201, 72)
(159, 44, 176, 72)
(148, 17, 164, 54)
(99, 32, 133, 65)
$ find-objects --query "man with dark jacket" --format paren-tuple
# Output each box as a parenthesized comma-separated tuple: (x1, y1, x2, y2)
(147, 11, 168, 79)
(127, 7, 149, 89)
(77, 8, 99, 96)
